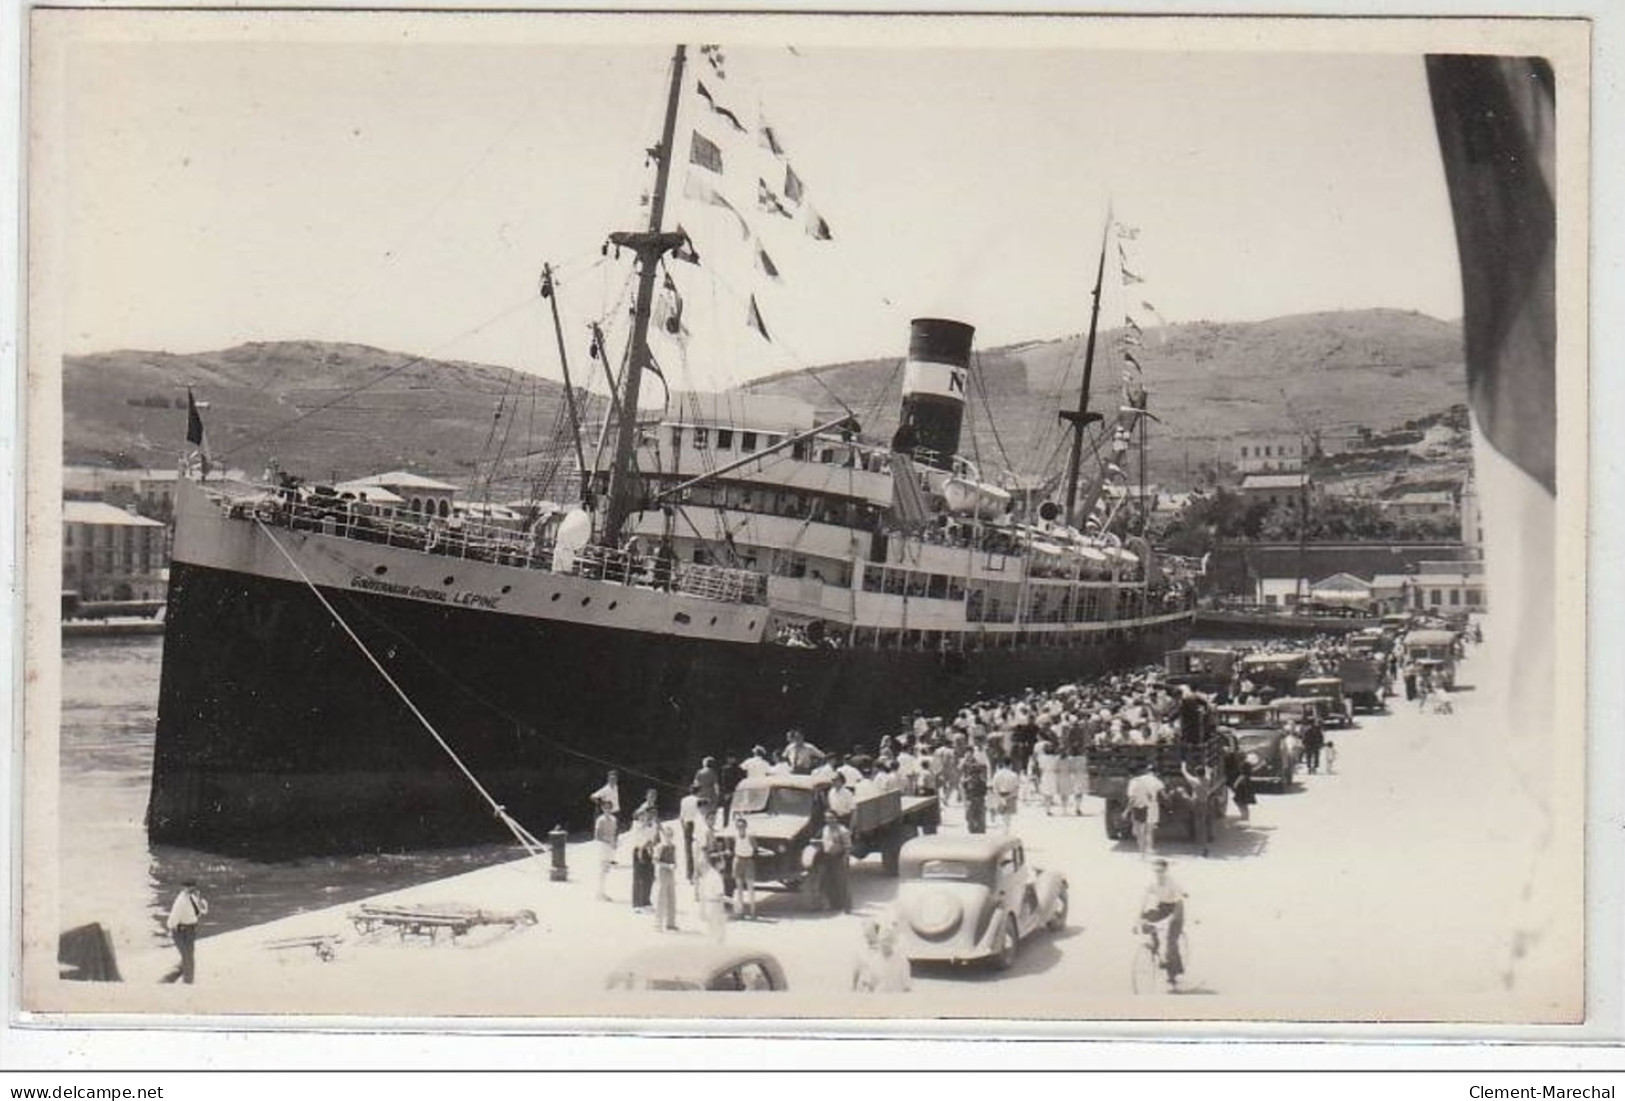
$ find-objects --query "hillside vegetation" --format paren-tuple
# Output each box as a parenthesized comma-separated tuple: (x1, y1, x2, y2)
(63, 309, 1467, 493)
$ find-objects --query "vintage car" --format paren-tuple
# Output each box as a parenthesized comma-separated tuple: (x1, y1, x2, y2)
(604, 945, 788, 992)
(1294, 676, 1353, 726)
(1220, 708, 1296, 792)
(894, 834, 1067, 971)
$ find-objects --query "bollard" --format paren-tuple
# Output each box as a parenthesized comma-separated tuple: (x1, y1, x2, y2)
(548, 825, 569, 882)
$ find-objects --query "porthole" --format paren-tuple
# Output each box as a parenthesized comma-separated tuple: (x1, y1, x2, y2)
(374, 565, 387, 576)
(709, 616, 718, 626)
(608, 601, 618, 610)
(748, 621, 757, 630)
(500, 585, 512, 594)
(443, 576, 455, 586)
(550, 593, 561, 602)
(580, 597, 591, 607)
(674, 612, 692, 625)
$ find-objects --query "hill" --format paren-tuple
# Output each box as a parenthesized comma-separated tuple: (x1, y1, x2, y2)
(62, 341, 584, 495)
(741, 308, 1468, 485)
(62, 309, 1468, 492)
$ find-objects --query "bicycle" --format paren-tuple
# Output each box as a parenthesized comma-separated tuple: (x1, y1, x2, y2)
(1131, 918, 1190, 994)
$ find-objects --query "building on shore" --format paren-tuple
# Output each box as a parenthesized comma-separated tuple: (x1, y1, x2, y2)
(1211, 541, 1486, 613)
(62, 501, 169, 601)
(1382, 488, 1458, 521)
(340, 470, 459, 518)
(63, 465, 180, 521)
(1233, 432, 1307, 474)
(1236, 472, 1312, 510)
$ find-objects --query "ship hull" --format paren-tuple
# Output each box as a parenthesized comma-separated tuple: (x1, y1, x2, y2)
(149, 557, 1190, 856)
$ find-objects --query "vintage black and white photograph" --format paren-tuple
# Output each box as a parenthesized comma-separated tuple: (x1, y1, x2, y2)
(18, 10, 1589, 1025)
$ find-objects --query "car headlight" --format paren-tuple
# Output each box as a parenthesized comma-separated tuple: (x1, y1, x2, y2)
(1245, 751, 1261, 766)
(909, 890, 963, 939)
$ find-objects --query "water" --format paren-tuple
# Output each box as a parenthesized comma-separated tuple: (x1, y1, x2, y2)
(58, 635, 524, 955)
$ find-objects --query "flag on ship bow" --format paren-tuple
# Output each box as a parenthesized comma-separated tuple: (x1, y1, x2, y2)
(185, 388, 212, 479)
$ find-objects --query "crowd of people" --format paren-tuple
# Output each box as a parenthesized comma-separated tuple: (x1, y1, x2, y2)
(581, 616, 1478, 985)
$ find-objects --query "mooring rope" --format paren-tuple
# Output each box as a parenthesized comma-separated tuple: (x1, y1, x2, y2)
(255, 520, 547, 862)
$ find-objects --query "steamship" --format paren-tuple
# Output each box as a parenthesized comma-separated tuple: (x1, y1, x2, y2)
(146, 46, 1195, 855)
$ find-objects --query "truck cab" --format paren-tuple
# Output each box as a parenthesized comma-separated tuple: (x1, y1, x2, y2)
(1236, 651, 1311, 702)
(727, 774, 937, 893)
(1163, 648, 1239, 698)
(1404, 629, 1459, 689)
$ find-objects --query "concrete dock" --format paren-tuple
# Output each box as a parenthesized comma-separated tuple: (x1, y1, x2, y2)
(47, 642, 1580, 1023)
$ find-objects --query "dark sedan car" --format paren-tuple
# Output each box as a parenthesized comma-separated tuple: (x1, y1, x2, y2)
(1233, 725, 1296, 792)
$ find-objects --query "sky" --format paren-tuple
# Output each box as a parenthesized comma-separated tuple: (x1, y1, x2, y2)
(34, 12, 1468, 399)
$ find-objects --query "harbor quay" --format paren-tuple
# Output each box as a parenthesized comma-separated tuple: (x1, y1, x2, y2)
(98, 643, 1571, 1021)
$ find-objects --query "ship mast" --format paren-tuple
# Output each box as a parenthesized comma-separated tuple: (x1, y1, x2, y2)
(1060, 213, 1113, 529)
(602, 46, 690, 547)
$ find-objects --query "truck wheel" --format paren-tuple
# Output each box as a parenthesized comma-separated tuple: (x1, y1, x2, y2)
(1046, 888, 1069, 933)
(992, 915, 1020, 971)
(882, 825, 911, 877)
(801, 868, 825, 912)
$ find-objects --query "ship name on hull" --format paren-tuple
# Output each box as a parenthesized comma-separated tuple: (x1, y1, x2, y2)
(348, 574, 502, 610)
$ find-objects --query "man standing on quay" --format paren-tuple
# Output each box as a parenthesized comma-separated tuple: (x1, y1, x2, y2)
(163, 880, 208, 984)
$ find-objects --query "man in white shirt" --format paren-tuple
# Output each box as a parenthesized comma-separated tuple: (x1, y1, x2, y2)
(781, 729, 825, 774)
(678, 785, 704, 881)
(896, 747, 920, 795)
(740, 746, 773, 780)
(163, 881, 208, 984)
(990, 759, 1021, 833)
(827, 772, 857, 823)
(589, 770, 621, 816)
(1124, 761, 1166, 860)
(1137, 858, 1188, 988)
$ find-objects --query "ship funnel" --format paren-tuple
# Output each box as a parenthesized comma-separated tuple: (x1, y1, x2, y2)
(897, 318, 974, 469)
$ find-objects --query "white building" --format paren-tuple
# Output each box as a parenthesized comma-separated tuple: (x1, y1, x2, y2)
(62, 501, 169, 601)
(63, 465, 181, 517)
(344, 471, 460, 518)
(1234, 432, 1306, 474)
(1409, 559, 1487, 613)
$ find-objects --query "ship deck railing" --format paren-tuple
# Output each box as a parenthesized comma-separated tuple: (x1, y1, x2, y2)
(221, 487, 767, 606)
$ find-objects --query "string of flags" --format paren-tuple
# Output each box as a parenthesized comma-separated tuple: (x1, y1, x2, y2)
(665, 43, 835, 345)
(1113, 221, 1169, 404)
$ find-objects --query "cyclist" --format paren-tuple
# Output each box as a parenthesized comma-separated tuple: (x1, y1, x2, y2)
(1136, 857, 1187, 989)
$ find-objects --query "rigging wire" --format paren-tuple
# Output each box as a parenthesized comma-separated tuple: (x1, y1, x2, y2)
(970, 348, 1016, 480)
(474, 370, 517, 502)
(1026, 332, 1093, 482)
(686, 261, 857, 421)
